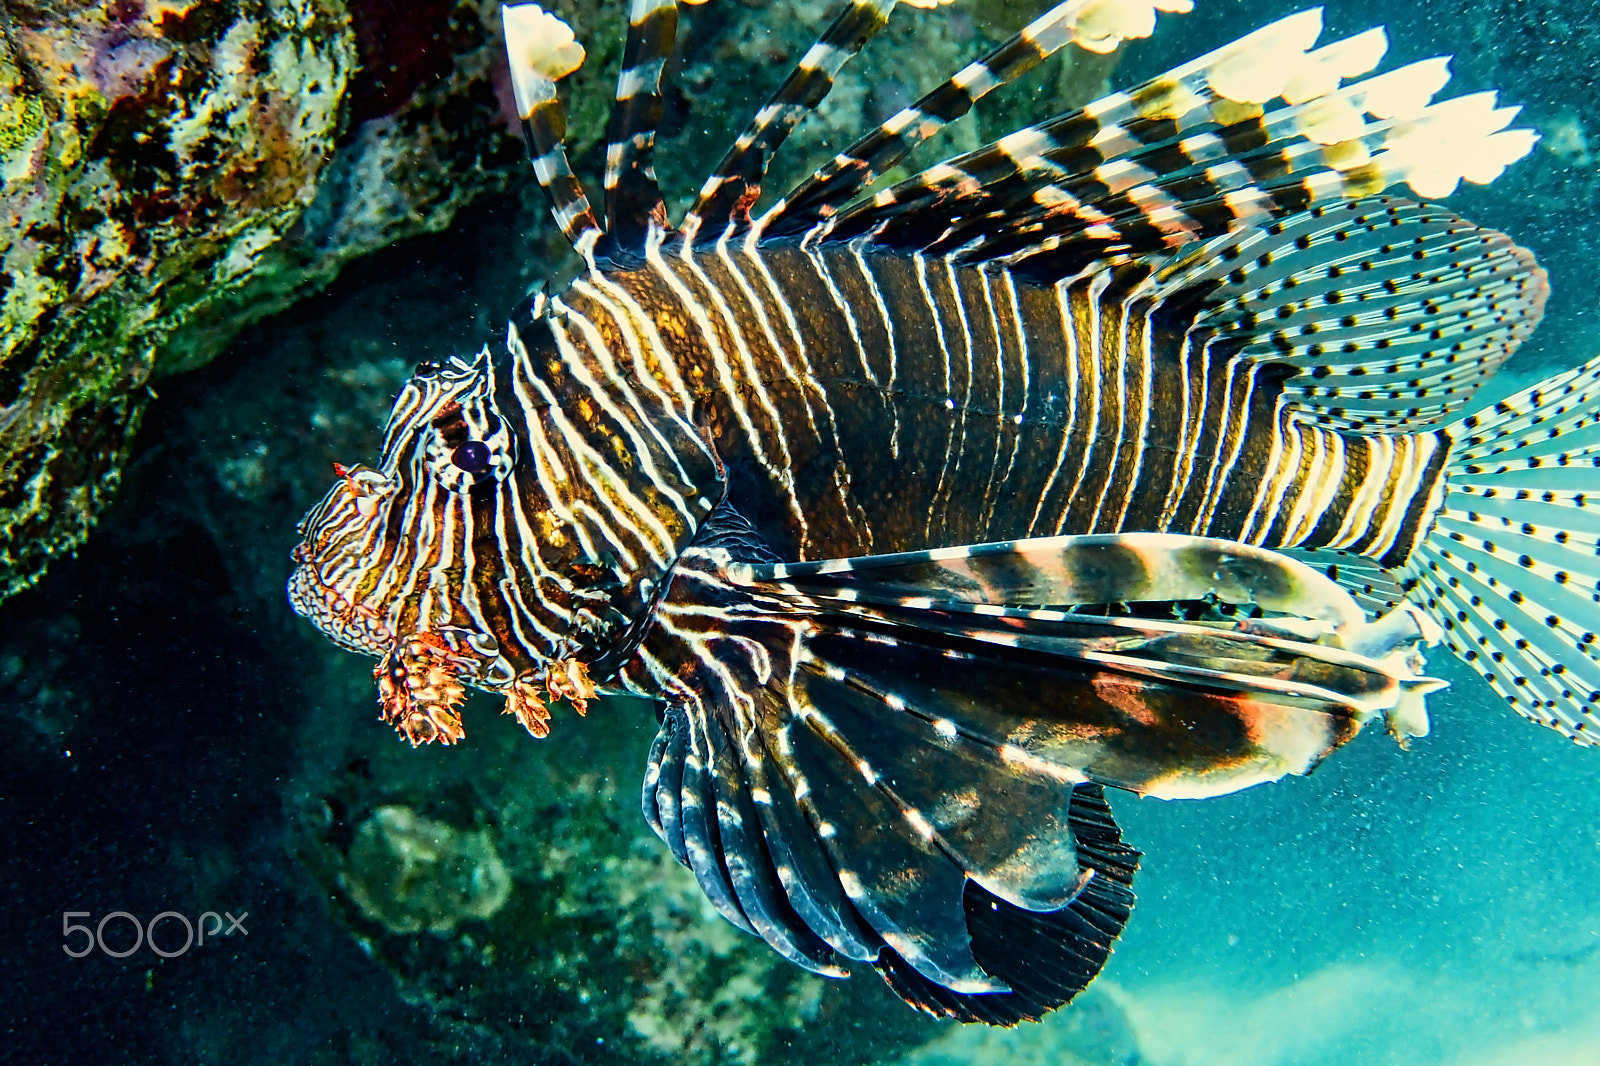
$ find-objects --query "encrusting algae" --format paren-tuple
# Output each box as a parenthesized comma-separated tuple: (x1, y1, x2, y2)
(0, 0, 355, 600)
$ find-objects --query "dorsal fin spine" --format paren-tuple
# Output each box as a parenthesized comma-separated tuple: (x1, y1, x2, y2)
(502, 4, 605, 261)
(758, 0, 1204, 240)
(602, 0, 683, 254)
(683, 0, 898, 245)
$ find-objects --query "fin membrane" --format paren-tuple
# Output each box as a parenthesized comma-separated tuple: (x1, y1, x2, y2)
(875, 785, 1139, 1025)
(623, 525, 1442, 1019)
(1159, 197, 1548, 432)
(1280, 546, 1411, 617)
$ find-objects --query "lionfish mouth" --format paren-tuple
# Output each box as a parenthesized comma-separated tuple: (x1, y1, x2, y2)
(286, 549, 394, 657)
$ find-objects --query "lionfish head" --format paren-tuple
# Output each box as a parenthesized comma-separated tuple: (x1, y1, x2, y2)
(287, 348, 548, 745)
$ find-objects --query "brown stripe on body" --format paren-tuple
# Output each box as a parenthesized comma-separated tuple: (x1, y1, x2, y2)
(1116, 316, 1194, 532)
(1010, 278, 1078, 538)
(1303, 432, 1370, 548)
(1258, 420, 1322, 548)
(1055, 272, 1133, 535)
(466, 484, 531, 665)
(1035, 276, 1101, 536)
(920, 258, 976, 542)
(1186, 362, 1293, 540)
(1092, 269, 1159, 533)
(601, 262, 721, 413)
(698, 246, 867, 551)
(934, 262, 1019, 538)
(822, 251, 962, 552)
(1379, 434, 1450, 567)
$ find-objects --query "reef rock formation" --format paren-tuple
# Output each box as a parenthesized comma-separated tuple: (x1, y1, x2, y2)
(0, 0, 1095, 605)
(342, 804, 513, 935)
(0, 0, 355, 600)
(0, 0, 616, 605)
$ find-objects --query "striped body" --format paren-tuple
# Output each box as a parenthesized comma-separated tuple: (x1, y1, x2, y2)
(544, 238, 1451, 573)
(292, 228, 1464, 726)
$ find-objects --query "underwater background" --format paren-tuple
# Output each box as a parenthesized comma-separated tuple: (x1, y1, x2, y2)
(2, 0, 1599, 1062)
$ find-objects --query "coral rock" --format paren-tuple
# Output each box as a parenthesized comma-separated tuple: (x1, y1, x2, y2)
(0, 0, 356, 600)
(341, 804, 512, 935)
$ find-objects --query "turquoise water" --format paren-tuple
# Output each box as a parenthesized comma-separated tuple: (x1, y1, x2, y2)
(4, 1, 1600, 1063)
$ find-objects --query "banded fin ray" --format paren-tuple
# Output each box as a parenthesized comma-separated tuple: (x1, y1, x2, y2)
(681, 0, 898, 242)
(757, 0, 1179, 239)
(625, 524, 1441, 1020)
(809, 9, 1536, 288)
(770, 8, 1337, 243)
(601, 0, 683, 253)
(503, 4, 604, 257)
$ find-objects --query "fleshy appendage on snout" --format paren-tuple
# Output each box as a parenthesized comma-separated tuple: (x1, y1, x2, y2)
(371, 631, 599, 746)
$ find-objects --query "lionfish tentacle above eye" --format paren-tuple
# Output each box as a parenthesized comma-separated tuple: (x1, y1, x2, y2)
(503, 4, 605, 260)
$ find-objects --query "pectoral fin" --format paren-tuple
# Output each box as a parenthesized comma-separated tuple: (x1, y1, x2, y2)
(621, 527, 1441, 1022)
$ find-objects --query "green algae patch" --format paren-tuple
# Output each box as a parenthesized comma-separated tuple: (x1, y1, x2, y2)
(0, 0, 357, 601)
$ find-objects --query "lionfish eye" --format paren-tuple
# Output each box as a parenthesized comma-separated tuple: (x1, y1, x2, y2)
(451, 440, 492, 475)
(426, 397, 515, 492)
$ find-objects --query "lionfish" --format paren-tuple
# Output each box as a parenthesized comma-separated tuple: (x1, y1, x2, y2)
(289, 0, 1590, 1024)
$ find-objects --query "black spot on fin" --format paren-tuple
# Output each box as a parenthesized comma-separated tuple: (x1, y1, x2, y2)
(1407, 352, 1600, 745)
(1278, 546, 1410, 617)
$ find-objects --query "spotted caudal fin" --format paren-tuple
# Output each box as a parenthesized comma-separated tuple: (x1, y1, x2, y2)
(502, 4, 603, 257)
(625, 520, 1442, 1022)
(1405, 356, 1600, 745)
